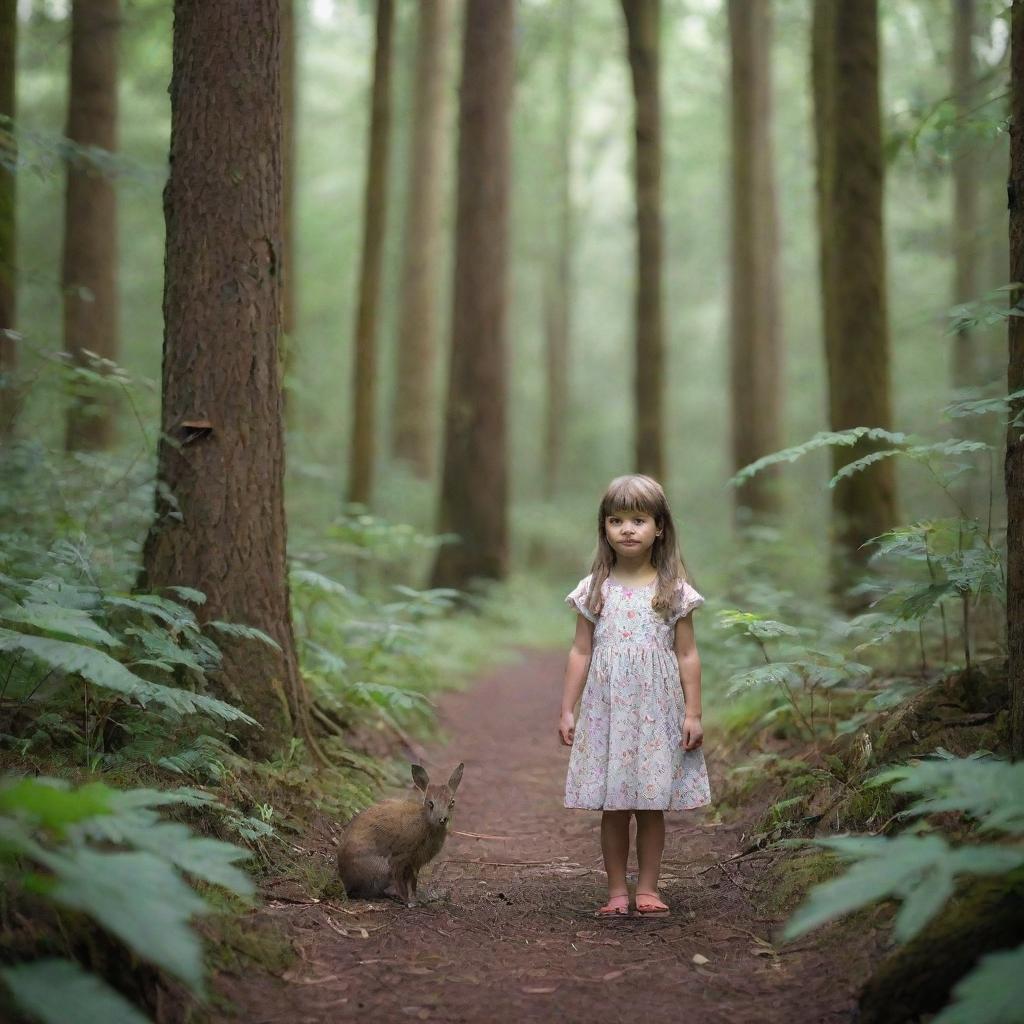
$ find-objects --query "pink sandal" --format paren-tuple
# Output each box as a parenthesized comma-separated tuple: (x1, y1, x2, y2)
(595, 893, 631, 917)
(635, 891, 670, 917)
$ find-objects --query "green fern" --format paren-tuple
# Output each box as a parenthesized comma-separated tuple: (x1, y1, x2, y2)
(1, 958, 151, 1024)
(867, 754, 1024, 834)
(827, 439, 991, 489)
(782, 833, 1024, 943)
(729, 427, 910, 487)
(0, 627, 257, 724)
(0, 777, 254, 1003)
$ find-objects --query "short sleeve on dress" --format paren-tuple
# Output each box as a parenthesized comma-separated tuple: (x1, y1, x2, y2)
(668, 578, 704, 625)
(565, 575, 597, 623)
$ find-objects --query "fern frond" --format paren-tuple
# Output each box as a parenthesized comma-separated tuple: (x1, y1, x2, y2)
(729, 428, 911, 487)
(0, 627, 257, 725)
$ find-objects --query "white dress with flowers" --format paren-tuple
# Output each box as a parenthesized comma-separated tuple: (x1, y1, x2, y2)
(564, 574, 712, 811)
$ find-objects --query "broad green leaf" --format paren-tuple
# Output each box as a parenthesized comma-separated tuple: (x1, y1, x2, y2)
(39, 847, 209, 993)
(71, 815, 253, 898)
(0, 778, 114, 832)
(1, 958, 151, 1024)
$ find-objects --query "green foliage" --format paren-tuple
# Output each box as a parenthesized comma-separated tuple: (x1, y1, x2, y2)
(728, 428, 910, 488)
(868, 753, 1024, 835)
(0, 776, 254, 1021)
(933, 943, 1024, 1024)
(782, 833, 1024, 943)
(1, 958, 151, 1024)
(783, 754, 1024, 1022)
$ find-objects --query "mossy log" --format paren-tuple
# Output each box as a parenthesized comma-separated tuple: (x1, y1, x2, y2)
(859, 868, 1024, 1024)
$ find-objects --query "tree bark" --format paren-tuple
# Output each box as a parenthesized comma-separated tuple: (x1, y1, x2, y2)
(430, 0, 514, 589)
(951, 0, 980, 390)
(391, 0, 454, 480)
(1008, 0, 1024, 761)
(818, 0, 898, 584)
(63, 0, 120, 452)
(0, 0, 16, 438)
(346, 0, 393, 507)
(621, 0, 665, 482)
(139, 0, 308, 757)
(728, 0, 782, 519)
(542, 0, 575, 501)
(812, 0, 839, 435)
(281, 0, 297, 345)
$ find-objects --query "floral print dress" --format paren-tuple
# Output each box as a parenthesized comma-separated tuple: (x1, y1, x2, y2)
(564, 574, 712, 811)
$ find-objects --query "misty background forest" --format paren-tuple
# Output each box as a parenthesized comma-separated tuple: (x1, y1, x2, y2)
(1, 0, 1023, 1022)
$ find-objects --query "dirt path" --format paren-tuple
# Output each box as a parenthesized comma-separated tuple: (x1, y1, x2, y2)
(218, 651, 877, 1023)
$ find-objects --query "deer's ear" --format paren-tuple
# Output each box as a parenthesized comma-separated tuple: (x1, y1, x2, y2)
(411, 764, 430, 792)
(447, 762, 464, 792)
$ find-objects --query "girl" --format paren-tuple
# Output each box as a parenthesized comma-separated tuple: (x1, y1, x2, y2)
(558, 474, 711, 917)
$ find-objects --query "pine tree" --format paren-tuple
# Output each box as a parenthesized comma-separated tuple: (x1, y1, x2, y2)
(140, 0, 308, 755)
(621, 0, 665, 482)
(63, 0, 120, 452)
(431, 0, 515, 588)
(346, 0, 394, 506)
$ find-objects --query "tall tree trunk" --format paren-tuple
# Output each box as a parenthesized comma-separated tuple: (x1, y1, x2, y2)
(728, 0, 782, 519)
(0, 0, 16, 438)
(952, 0, 980, 390)
(391, 0, 454, 479)
(430, 0, 514, 589)
(621, 0, 665, 482)
(140, 0, 309, 758)
(812, 0, 840, 435)
(281, 0, 297, 355)
(63, 0, 120, 452)
(542, 0, 575, 501)
(346, 0, 393, 507)
(819, 0, 898, 585)
(1007, 0, 1024, 761)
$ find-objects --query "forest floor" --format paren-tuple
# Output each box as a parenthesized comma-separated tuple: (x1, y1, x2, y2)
(215, 650, 886, 1024)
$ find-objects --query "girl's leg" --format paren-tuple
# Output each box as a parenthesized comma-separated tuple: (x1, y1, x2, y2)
(635, 809, 666, 898)
(600, 810, 631, 906)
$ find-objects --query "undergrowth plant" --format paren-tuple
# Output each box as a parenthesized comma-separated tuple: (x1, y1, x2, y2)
(720, 392, 1012, 741)
(0, 776, 254, 1024)
(781, 751, 1024, 1024)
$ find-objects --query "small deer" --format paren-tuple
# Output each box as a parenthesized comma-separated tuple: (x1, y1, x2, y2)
(336, 762, 464, 905)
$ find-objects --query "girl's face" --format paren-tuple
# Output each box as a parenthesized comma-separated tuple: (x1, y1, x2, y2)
(604, 508, 661, 560)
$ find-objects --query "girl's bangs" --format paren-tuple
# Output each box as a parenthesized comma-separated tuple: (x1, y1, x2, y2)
(602, 477, 663, 517)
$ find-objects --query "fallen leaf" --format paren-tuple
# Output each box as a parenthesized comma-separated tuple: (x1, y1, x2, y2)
(522, 986, 558, 994)
(602, 969, 625, 981)
(750, 947, 775, 957)
(692, 953, 710, 965)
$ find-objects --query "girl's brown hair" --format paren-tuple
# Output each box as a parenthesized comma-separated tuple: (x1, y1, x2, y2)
(585, 474, 692, 619)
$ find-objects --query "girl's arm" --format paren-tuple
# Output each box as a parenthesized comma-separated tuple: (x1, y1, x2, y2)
(559, 614, 594, 745)
(674, 614, 704, 749)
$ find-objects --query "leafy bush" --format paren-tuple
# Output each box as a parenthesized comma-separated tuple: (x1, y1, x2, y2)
(782, 752, 1024, 1024)
(0, 776, 253, 1023)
